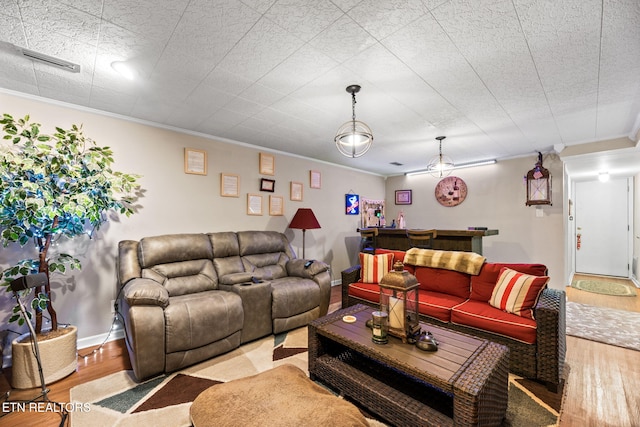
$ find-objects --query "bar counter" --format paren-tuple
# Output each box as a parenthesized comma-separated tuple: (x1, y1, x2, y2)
(360, 228, 499, 255)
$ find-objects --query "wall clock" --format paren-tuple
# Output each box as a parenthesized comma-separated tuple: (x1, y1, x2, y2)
(435, 176, 467, 207)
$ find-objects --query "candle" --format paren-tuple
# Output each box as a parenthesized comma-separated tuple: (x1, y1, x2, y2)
(389, 296, 404, 330)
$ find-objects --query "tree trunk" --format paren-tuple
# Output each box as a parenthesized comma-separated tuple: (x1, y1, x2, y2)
(35, 217, 59, 334)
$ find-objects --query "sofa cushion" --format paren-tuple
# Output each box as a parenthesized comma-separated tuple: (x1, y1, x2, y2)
(242, 252, 288, 280)
(413, 267, 471, 299)
(138, 234, 212, 268)
(418, 291, 466, 322)
(209, 232, 240, 258)
(348, 282, 380, 305)
(451, 300, 537, 344)
(374, 248, 407, 264)
(164, 290, 243, 353)
(470, 263, 548, 302)
(237, 231, 291, 257)
(143, 259, 218, 296)
(271, 277, 320, 318)
(489, 267, 549, 319)
(359, 252, 393, 284)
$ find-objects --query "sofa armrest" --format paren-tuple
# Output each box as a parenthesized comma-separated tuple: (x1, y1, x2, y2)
(340, 265, 361, 309)
(534, 288, 566, 390)
(286, 259, 331, 316)
(286, 259, 329, 279)
(122, 278, 170, 308)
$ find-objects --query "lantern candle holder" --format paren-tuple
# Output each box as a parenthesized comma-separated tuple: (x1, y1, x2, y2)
(371, 311, 389, 344)
(379, 261, 421, 343)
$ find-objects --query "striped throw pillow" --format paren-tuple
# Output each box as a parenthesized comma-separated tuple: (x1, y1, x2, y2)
(489, 267, 549, 319)
(359, 253, 393, 284)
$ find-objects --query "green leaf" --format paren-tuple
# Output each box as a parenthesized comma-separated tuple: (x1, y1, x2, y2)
(0, 113, 142, 320)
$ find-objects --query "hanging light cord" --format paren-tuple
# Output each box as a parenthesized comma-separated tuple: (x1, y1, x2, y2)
(350, 89, 357, 132)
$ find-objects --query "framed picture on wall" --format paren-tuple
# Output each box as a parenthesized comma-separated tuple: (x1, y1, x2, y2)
(395, 189, 412, 205)
(269, 195, 284, 216)
(184, 148, 207, 175)
(345, 194, 359, 215)
(290, 181, 303, 201)
(220, 173, 239, 197)
(247, 194, 263, 215)
(259, 152, 275, 175)
(260, 178, 275, 192)
(310, 170, 321, 189)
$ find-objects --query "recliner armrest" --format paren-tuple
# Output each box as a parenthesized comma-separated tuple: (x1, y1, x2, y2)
(286, 259, 329, 278)
(123, 278, 170, 308)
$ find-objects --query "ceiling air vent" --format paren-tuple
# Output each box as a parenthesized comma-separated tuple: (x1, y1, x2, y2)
(19, 47, 80, 73)
(389, 161, 403, 166)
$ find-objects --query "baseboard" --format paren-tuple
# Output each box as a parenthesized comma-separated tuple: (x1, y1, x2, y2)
(77, 325, 125, 351)
(331, 279, 342, 287)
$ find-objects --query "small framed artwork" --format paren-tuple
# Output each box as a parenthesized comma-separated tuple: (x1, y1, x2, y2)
(345, 194, 360, 215)
(269, 195, 284, 216)
(259, 152, 275, 175)
(260, 178, 275, 192)
(395, 189, 412, 205)
(290, 181, 303, 201)
(247, 194, 263, 215)
(184, 148, 207, 175)
(310, 170, 321, 189)
(220, 173, 239, 197)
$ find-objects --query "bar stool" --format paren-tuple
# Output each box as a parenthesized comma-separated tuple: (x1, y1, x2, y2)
(407, 229, 437, 249)
(359, 228, 378, 254)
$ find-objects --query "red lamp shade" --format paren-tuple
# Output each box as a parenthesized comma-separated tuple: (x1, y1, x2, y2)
(288, 208, 321, 230)
(288, 208, 321, 259)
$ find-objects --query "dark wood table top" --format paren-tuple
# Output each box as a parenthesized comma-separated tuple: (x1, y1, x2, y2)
(313, 304, 489, 393)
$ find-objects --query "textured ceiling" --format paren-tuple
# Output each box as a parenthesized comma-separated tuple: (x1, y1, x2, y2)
(1, 0, 639, 177)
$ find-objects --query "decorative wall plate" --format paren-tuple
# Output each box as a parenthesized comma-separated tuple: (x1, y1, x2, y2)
(435, 176, 467, 207)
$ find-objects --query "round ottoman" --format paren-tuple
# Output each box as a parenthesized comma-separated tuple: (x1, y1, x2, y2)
(190, 364, 369, 427)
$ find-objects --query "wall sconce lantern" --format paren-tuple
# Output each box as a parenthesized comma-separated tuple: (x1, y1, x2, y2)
(525, 152, 552, 206)
(379, 261, 420, 343)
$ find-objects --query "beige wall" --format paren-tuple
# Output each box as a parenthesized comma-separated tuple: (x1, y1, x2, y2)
(0, 91, 569, 346)
(385, 154, 565, 290)
(0, 92, 385, 341)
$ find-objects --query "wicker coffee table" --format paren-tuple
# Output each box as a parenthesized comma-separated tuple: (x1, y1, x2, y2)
(308, 304, 509, 427)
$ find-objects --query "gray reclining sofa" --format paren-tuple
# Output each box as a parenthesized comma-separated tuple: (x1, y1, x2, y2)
(117, 230, 331, 381)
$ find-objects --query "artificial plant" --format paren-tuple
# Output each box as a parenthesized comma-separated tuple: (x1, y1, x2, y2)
(0, 113, 141, 334)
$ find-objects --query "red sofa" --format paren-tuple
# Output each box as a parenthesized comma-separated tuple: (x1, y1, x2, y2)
(341, 248, 566, 391)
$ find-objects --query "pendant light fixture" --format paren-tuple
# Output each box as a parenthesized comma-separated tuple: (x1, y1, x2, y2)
(334, 84, 373, 158)
(427, 136, 454, 178)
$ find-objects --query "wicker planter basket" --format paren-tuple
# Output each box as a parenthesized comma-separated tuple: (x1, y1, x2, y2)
(11, 325, 77, 389)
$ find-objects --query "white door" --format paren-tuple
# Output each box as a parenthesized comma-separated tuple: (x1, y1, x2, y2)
(574, 178, 629, 277)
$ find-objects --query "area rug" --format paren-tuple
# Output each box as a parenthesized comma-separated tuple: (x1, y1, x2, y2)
(566, 301, 640, 351)
(571, 279, 637, 296)
(70, 328, 566, 427)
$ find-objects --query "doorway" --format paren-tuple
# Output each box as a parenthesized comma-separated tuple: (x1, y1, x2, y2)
(574, 178, 631, 277)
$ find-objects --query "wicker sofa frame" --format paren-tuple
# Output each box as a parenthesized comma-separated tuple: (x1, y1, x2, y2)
(341, 262, 566, 392)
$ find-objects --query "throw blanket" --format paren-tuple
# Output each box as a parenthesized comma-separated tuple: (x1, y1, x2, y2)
(404, 248, 486, 275)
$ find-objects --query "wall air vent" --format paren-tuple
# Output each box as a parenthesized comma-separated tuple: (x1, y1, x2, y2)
(19, 47, 80, 73)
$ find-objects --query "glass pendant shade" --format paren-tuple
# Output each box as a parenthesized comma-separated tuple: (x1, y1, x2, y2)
(427, 136, 454, 178)
(335, 85, 373, 158)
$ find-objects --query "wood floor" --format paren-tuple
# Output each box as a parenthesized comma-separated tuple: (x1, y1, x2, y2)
(1, 278, 638, 426)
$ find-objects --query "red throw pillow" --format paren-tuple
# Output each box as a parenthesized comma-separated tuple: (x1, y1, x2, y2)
(489, 267, 549, 319)
(359, 253, 393, 284)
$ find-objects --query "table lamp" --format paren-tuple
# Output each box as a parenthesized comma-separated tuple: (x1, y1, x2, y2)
(288, 208, 321, 259)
